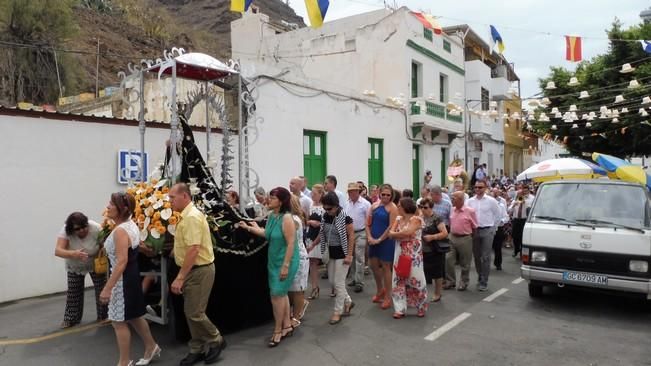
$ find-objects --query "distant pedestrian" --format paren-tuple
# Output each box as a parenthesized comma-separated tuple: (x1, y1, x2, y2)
(388, 198, 428, 318)
(99, 192, 160, 366)
(306, 184, 326, 300)
(290, 176, 311, 219)
(508, 184, 534, 257)
(325, 175, 348, 211)
(300, 176, 311, 197)
(169, 184, 226, 363)
(55, 212, 108, 329)
(491, 188, 509, 270)
(288, 196, 310, 326)
(419, 198, 449, 302)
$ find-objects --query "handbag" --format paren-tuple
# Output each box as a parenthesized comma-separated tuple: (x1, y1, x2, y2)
(394, 253, 412, 278)
(423, 219, 451, 254)
(94, 247, 109, 274)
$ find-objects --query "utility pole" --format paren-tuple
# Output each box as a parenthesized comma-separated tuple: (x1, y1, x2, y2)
(95, 38, 100, 98)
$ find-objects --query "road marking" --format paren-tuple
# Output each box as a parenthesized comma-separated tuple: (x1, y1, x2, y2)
(0, 321, 110, 346)
(512, 277, 525, 284)
(482, 288, 509, 302)
(424, 312, 472, 341)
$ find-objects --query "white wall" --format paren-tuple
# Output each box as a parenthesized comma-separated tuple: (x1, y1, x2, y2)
(0, 114, 233, 302)
(249, 82, 412, 191)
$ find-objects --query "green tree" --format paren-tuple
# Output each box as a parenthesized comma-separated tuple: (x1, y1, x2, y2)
(0, 0, 80, 104)
(531, 19, 651, 158)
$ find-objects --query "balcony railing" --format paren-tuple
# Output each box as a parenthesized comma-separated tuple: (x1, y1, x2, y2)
(410, 100, 463, 122)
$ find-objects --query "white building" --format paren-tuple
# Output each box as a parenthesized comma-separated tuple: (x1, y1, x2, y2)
(444, 25, 520, 178)
(522, 138, 569, 168)
(231, 7, 465, 192)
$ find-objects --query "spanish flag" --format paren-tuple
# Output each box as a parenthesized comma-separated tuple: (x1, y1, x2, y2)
(231, 0, 253, 13)
(565, 36, 582, 62)
(411, 12, 442, 35)
(305, 0, 329, 28)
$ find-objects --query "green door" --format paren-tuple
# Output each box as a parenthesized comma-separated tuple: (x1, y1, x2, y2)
(303, 130, 327, 188)
(368, 138, 384, 186)
(412, 144, 420, 194)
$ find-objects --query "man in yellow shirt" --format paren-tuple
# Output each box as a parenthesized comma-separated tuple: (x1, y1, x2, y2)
(169, 183, 225, 365)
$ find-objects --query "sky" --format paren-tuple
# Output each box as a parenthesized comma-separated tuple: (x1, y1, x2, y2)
(289, 0, 650, 99)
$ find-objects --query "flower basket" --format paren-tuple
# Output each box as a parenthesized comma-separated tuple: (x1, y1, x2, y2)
(127, 179, 181, 254)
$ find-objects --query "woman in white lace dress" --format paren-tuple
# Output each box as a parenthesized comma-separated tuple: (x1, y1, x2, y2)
(99, 192, 161, 366)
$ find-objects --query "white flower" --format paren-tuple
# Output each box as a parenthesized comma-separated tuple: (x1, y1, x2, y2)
(140, 199, 148, 206)
(136, 189, 144, 195)
(145, 206, 155, 217)
(148, 195, 157, 204)
(167, 224, 176, 236)
(190, 183, 201, 196)
(150, 228, 161, 239)
(144, 217, 151, 230)
(140, 229, 148, 242)
(160, 208, 172, 220)
(154, 179, 168, 188)
(153, 200, 164, 209)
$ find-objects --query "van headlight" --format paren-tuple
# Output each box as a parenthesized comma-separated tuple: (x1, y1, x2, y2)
(531, 251, 547, 263)
(629, 260, 648, 273)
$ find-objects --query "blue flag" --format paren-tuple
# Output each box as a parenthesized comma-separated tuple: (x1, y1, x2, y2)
(490, 25, 505, 54)
(640, 40, 651, 54)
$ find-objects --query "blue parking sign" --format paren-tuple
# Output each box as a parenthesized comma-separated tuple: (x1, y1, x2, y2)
(118, 150, 148, 184)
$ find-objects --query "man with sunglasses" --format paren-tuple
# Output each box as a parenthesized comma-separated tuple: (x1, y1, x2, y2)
(466, 180, 502, 292)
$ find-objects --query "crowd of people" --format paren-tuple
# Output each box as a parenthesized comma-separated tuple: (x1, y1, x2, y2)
(53, 169, 537, 365)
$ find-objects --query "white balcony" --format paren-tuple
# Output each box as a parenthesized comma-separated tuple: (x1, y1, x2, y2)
(409, 99, 464, 136)
(491, 76, 511, 100)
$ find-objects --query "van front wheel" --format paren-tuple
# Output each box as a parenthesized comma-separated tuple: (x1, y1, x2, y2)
(528, 283, 543, 298)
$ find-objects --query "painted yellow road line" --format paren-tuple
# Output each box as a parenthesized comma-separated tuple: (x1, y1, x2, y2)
(0, 320, 110, 346)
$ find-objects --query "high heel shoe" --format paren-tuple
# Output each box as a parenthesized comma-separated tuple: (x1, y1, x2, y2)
(268, 332, 282, 347)
(308, 287, 320, 300)
(281, 326, 294, 338)
(372, 288, 386, 303)
(135, 344, 161, 365)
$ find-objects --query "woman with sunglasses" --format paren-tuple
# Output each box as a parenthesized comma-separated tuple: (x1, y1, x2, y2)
(55, 212, 108, 328)
(388, 198, 428, 318)
(366, 184, 398, 309)
(311, 192, 355, 324)
(418, 198, 449, 303)
(240, 187, 299, 347)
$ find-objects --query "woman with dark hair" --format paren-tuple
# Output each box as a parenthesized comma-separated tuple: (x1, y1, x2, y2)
(311, 191, 355, 325)
(388, 197, 428, 318)
(55, 212, 108, 328)
(99, 192, 160, 366)
(419, 198, 449, 303)
(367, 184, 398, 310)
(226, 190, 241, 211)
(240, 187, 299, 347)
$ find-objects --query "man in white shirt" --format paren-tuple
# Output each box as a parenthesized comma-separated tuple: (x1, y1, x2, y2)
(475, 164, 487, 182)
(290, 176, 311, 219)
(466, 180, 502, 291)
(345, 182, 371, 293)
(508, 184, 535, 258)
(325, 175, 347, 211)
(300, 175, 311, 197)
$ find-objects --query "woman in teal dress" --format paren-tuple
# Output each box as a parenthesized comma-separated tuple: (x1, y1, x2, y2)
(240, 187, 299, 347)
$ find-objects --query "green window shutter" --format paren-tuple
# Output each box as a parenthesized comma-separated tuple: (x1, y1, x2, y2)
(368, 139, 384, 186)
(443, 39, 451, 53)
(303, 130, 327, 188)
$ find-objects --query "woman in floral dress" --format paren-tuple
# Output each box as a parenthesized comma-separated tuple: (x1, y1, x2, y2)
(388, 197, 428, 318)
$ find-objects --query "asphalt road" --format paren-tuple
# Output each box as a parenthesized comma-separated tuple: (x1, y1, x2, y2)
(2, 250, 651, 366)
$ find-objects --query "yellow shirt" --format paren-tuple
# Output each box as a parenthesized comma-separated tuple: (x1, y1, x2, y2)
(174, 202, 215, 267)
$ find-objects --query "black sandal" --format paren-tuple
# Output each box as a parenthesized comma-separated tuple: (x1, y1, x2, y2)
(268, 332, 282, 347)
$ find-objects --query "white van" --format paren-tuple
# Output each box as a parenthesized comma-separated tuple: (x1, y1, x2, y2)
(520, 180, 651, 298)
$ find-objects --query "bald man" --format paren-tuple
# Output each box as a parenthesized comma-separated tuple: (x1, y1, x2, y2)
(444, 191, 478, 291)
(289, 176, 311, 219)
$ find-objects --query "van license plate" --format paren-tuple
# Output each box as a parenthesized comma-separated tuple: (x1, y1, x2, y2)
(562, 271, 608, 285)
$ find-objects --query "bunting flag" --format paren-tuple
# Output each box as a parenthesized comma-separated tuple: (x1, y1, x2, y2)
(411, 12, 442, 35)
(490, 25, 505, 54)
(640, 40, 651, 54)
(305, 0, 329, 28)
(230, 0, 253, 13)
(565, 36, 582, 62)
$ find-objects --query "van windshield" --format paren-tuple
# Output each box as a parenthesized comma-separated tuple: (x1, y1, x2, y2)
(530, 183, 651, 229)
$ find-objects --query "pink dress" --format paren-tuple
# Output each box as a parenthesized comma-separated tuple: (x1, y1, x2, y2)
(391, 216, 428, 315)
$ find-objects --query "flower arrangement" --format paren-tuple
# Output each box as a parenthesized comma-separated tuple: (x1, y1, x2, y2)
(127, 179, 181, 252)
(97, 211, 115, 247)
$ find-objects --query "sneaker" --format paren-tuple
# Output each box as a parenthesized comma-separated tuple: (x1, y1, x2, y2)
(457, 283, 467, 291)
(478, 284, 488, 292)
(204, 339, 227, 364)
(354, 284, 363, 293)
